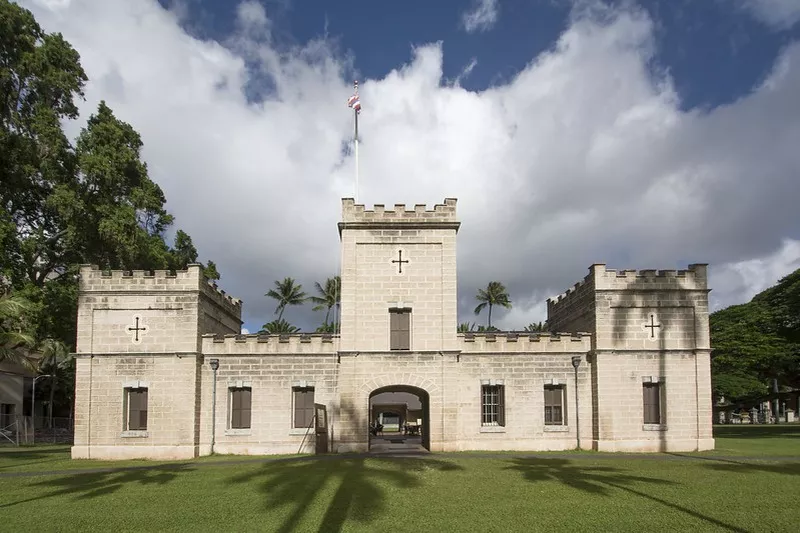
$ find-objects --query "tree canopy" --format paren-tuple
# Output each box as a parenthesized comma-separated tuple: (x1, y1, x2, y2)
(1, 0, 220, 415)
(710, 267, 800, 403)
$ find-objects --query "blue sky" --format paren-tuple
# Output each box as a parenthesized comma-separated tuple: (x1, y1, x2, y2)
(23, 0, 800, 333)
(167, 0, 800, 109)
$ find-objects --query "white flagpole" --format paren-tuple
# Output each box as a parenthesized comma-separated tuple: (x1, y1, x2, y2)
(354, 105, 359, 203)
(352, 80, 360, 203)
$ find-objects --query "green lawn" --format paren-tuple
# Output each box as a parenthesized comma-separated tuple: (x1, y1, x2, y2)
(1, 425, 798, 532)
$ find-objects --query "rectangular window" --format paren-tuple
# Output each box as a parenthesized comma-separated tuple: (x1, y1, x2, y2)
(293, 387, 315, 428)
(126, 387, 148, 431)
(643, 383, 662, 424)
(230, 387, 252, 429)
(481, 385, 505, 426)
(389, 309, 411, 350)
(544, 385, 566, 425)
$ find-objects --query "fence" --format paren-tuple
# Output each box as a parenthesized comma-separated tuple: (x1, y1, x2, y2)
(0, 415, 74, 446)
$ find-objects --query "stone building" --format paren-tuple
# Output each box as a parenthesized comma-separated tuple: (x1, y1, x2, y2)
(71, 198, 714, 460)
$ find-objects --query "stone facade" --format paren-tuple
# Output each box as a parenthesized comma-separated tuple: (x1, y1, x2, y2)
(71, 198, 714, 460)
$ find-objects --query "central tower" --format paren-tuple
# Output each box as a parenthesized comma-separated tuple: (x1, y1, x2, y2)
(338, 198, 460, 352)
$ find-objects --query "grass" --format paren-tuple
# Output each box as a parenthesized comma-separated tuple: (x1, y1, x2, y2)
(0, 425, 798, 532)
(702, 424, 800, 456)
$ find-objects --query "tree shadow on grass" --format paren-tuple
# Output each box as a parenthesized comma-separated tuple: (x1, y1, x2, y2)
(0, 446, 71, 465)
(227, 456, 462, 533)
(700, 461, 800, 477)
(0, 463, 193, 509)
(506, 458, 749, 533)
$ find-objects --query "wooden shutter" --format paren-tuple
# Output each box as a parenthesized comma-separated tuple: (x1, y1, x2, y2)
(128, 388, 147, 430)
(643, 383, 661, 424)
(390, 311, 400, 349)
(390, 309, 410, 350)
(231, 388, 251, 429)
(544, 386, 564, 425)
(241, 388, 251, 429)
(294, 388, 315, 428)
(497, 386, 506, 427)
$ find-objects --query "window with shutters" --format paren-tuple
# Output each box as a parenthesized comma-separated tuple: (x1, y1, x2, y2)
(544, 385, 566, 425)
(389, 308, 411, 350)
(229, 387, 252, 429)
(125, 387, 148, 431)
(293, 387, 315, 428)
(481, 385, 505, 426)
(643, 382, 662, 425)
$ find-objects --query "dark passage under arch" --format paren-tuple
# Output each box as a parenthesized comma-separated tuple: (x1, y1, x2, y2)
(368, 385, 430, 452)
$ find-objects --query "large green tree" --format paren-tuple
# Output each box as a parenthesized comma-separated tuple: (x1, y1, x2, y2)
(0, 0, 223, 419)
(474, 281, 512, 329)
(1, 0, 87, 288)
(71, 101, 175, 270)
(710, 267, 800, 403)
(1, 0, 220, 346)
(168, 229, 220, 280)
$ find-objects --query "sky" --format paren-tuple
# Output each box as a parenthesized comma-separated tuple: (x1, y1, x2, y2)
(20, 0, 800, 334)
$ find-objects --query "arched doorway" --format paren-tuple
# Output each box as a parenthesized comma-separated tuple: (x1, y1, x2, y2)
(368, 385, 430, 452)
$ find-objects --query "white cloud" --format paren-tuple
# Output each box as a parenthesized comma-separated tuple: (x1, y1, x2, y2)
(21, 0, 800, 332)
(461, 0, 499, 33)
(236, 0, 269, 31)
(735, 0, 800, 30)
(709, 239, 800, 312)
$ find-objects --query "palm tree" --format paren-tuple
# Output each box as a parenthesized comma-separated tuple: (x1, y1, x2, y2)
(458, 322, 476, 333)
(265, 277, 307, 321)
(315, 322, 338, 333)
(260, 319, 301, 334)
(524, 321, 547, 332)
(309, 276, 341, 328)
(473, 281, 512, 329)
(0, 293, 36, 371)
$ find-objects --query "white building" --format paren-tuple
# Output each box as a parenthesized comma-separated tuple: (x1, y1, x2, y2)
(71, 198, 714, 460)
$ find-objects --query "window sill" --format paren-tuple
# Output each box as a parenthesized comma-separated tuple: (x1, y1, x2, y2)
(120, 430, 148, 438)
(289, 428, 313, 436)
(225, 429, 252, 436)
(480, 425, 506, 433)
(643, 424, 667, 431)
(543, 425, 569, 432)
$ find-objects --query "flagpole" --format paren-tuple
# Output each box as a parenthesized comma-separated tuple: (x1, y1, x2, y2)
(348, 80, 361, 203)
(354, 105, 359, 203)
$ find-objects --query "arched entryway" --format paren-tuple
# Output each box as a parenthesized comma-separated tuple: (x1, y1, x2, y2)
(368, 385, 430, 452)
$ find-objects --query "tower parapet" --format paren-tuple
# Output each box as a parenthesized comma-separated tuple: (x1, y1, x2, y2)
(79, 264, 242, 319)
(592, 263, 708, 291)
(339, 198, 459, 232)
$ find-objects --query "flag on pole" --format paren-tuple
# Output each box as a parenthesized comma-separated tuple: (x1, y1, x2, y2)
(347, 80, 361, 113)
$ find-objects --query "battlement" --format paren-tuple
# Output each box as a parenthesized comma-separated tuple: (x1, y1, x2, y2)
(340, 198, 458, 225)
(547, 263, 708, 306)
(201, 278, 243, 317)
(78, 264, 242, 316)
(546, 263, 708, 333)
(458, 332, 591, 353)
(201, 333, 339, 355)
(592, 263, 708, 291)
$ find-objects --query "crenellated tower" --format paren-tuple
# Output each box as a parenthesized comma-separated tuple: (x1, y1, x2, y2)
(337, 198, 460, 352)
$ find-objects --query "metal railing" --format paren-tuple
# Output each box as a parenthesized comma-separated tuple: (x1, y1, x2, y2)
(0, 415, 74, 446)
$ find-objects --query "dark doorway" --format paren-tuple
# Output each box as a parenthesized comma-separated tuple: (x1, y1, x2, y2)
(368, 385, 430, 452)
